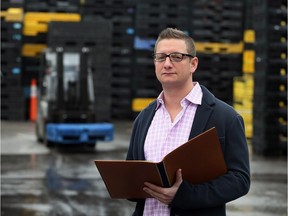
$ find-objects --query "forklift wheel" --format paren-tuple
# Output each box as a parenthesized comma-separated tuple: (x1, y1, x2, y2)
(44, 137, 54, 147)
(35, 123, 44, 143)
(86, 143, 96, 150)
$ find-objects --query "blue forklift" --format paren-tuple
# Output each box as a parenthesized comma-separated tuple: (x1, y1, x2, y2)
(35, 47, 114, 148)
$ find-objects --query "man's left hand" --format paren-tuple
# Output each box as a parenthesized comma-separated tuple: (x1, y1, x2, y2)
(143, 169, 183, 205)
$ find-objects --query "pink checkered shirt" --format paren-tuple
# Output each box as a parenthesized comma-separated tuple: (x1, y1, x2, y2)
(143, 82, 203, 216)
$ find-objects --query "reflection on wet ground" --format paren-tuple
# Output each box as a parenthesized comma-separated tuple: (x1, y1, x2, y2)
(1, 148, 135, 216)
(1, 121, 287, 216)
(2, 149, 287, 216)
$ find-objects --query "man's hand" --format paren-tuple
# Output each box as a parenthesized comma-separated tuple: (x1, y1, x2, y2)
(143, 169, 183, 205)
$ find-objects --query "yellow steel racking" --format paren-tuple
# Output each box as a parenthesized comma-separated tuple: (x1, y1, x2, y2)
(132, 98, 155, 112)
(22, 44, 48, 57)
(233, 75, 254, 139)
(195, 42, 243, 54)
(23, 12, 81, 36)
(0, 8, 23, 22)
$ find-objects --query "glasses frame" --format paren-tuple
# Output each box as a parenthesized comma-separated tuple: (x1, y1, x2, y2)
(153, 52, 195, 62)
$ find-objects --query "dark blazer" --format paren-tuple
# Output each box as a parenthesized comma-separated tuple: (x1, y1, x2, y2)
(126, 85, 250, 216)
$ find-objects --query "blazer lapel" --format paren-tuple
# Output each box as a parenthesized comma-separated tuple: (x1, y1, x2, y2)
(190, 85, 215, 139)
(139, 101, 157, 159)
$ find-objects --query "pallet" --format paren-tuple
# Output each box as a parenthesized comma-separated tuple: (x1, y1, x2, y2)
(46, 123, 114, 144)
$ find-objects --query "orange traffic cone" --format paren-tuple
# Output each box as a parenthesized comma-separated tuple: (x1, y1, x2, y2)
(30, 79, 37, 121)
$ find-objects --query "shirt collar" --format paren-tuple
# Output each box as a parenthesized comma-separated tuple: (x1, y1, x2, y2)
(155, 82, 202, 110)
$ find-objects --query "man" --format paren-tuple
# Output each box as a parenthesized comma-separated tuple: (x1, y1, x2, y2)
(126, 28, 250, 216)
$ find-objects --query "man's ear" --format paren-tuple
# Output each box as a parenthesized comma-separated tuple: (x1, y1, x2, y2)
(191, 57, 198, 74)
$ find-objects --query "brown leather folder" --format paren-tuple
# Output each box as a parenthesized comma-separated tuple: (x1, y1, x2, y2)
(95, 127, 227, 199)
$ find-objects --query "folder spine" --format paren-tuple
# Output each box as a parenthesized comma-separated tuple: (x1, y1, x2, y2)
(157, 162, 170, 187)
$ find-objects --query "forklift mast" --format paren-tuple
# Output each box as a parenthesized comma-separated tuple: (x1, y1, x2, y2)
(40, 47, 96, 123)
(56, 47, 64, 110)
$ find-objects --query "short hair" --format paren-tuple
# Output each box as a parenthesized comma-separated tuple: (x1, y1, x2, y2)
(154, 28, 196, 57)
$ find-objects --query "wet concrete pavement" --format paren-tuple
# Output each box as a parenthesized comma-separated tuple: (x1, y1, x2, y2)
(1, 121, 287, 216)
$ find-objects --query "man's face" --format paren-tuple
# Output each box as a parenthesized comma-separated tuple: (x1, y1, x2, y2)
(154, 39, 198, 88)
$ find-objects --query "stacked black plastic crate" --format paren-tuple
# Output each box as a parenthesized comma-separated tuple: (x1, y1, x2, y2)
(81, 0, 136, 119)
(133, 0, 190, 113)
(47, 20, 113, 122)
(132, 0, 245, 116)
(24, 0, 80, 12)
(252, 0, 287, 155)
(1, 0, 23, 10)
(1, 3, 26, 120)
(22, 0, 81, 119)
(191, 0, 244, 105)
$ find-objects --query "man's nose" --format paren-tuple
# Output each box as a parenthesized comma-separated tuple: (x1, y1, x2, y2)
(163, 56, 173, 65)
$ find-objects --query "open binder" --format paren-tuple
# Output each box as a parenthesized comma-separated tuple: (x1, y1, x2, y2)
(95, 127, 227, 199)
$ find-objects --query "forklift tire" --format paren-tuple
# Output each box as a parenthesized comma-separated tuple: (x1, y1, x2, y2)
(35, 123, 44, 143)
(44, 136, 54, 147)
(86, 143, 96, 150)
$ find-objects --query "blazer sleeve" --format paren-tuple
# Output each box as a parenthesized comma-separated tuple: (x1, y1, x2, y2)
(170, 114, 250, 209)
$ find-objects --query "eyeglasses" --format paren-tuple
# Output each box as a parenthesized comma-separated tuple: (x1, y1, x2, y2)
(153, 52, 194, 62)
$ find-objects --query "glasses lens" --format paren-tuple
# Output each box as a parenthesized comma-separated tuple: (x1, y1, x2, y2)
(154, 53, 166, 62)
(170, 53, 183, 62)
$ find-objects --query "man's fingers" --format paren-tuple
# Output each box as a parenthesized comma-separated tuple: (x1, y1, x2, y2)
(143, 169, 183, 205)
(143, 186, 172, 204)
(144, 182, 160, 191)
(174, 169, 183, 187)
